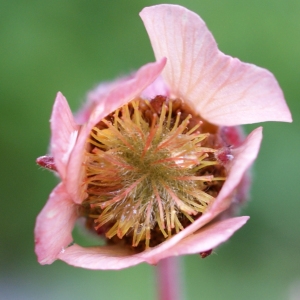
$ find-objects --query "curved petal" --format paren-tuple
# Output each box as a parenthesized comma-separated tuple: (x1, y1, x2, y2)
(143, 216, 249, 264)
(34, 183, 77, 264)
(214, 126, 263, 209)
(140, 5, 292, 125)
(87, 58, 167, 129)
(50, 92, 80, 179)
(75, 76, 133, 124)
(66, 58, 167, 203)
(141, 75, 170, 99)
(58, 216, 248, 269)
(58, 244, 145, 270)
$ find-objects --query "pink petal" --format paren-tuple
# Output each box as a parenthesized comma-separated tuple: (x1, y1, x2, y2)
(87, 58, 167, 129)
(58, 216, 248, 269)
(141, 75, 170, 99)
(58, 244, 145, 270)
(50, 92, 80, 179)
(66, 58, 167, 203)
(75, 76, 132, 124)
(214, 126, 263, 209)
(140, 5, 292, 125)
(34, 183, 77, 264)
(143, 216, 249, 264)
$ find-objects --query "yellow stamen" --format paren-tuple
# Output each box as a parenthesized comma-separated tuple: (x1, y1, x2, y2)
(81, 97, 226, 251)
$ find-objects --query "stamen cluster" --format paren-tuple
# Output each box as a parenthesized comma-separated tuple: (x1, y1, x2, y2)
(81, 96, 226, 251)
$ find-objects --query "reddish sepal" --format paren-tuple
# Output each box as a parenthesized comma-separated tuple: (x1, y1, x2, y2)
(215, 147, 233, 165)
(220, 126, 244, 147)
(200, 249, 213, 258)
(36, 155, 57, 172)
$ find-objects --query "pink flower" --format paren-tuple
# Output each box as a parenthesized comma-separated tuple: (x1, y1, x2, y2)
(35, 4, 291, 270)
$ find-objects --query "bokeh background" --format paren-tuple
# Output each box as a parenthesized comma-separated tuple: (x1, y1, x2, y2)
(1, 0, 299, 299)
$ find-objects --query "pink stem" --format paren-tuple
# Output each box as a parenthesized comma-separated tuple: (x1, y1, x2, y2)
(157, 257, 182, 300)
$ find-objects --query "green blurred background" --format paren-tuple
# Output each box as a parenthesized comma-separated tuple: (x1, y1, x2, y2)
(1, 0, 299, 299)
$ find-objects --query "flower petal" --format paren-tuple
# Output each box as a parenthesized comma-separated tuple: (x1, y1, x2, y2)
(66, 58, 167, 203)
(58, 244, 145, 270)
(140, 5, 292, 125)
(34, 183, 77, 264)
(75, 76, 132, 124)
(50, 92, 79, 179)
(217, 127, 262, 203)
(58, 216, 248, 269)
(141, 75, 170, 99)
(87, 58, 167, 129)
(144, 216, 249, 264)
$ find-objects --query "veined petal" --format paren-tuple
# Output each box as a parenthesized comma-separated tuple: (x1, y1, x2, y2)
(34, 183, 77, 264)
(144, 216, 249, 264)
(50, 92, 80, 179)
(140, 5, 292, 126)
(58, 244, 145, 270)
(66, 58, 167, 203)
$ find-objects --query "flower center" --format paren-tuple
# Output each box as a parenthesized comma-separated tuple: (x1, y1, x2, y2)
(80, 96, 226, 251)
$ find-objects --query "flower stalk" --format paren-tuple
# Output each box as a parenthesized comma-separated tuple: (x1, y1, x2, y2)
(157, 257, 182, 300)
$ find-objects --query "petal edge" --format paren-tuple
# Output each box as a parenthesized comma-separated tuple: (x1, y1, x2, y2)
(50, 92, 79, 179)
(140, 5, 292, 125)
(34, 183, 77, 264)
